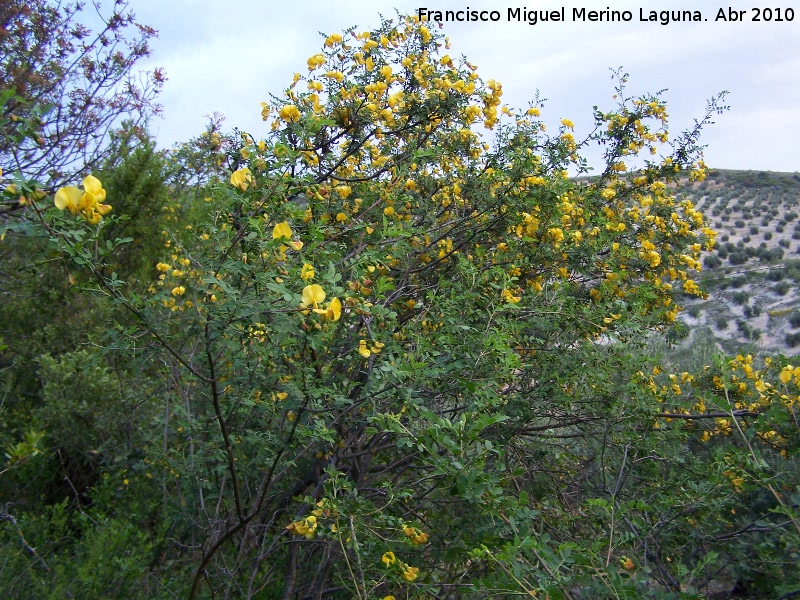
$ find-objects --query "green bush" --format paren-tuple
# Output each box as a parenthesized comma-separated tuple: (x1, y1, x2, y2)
(774, 281, 791, 296)
(729, 252, 747, 265)
(786, 331, 800, 346)
(732, 290, 750, 305)
(4, 13, 800, 600)
(736, 320, 761, 340)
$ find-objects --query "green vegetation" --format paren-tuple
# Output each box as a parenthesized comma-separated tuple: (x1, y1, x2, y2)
(2, 7, 800, 600)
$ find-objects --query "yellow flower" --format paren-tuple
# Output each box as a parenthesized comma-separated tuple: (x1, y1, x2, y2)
(358, 340, 371, 358)
(324, 33, 343, 47)
(402, 525, 429, 545)
(334, 184, 352, 198)
(54, 186, 80, 213)
(547, 227, 564, 243)
(82, 175, 106, 204)
(230, 167, 253, 191)
(560, 118, 575, 129)
(54, 176, 111, 222)
(301, 284, 326, 309)
(278, 104, 302, 122)
(286, 515, 317, 539)
(328, 297, 342, 321)
(273, 222, 293, 240)
(171, 286, 186, 296)
(301, 263, 315, 280)
(307, 53, 325, 71)
(381, 551, 396, 567)
(314, 297, 342, 322)
(780, 366, 793, 384)
(156, 262, 171, 272)
(401, 564, 419, 582)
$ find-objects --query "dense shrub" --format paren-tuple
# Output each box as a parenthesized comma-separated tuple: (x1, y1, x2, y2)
(732, 290, 750, 305)
(786, 331, 800, 346)
(774, 281, 792, 296)
(3, 13, 799, 600)
(729, 252, 747, 265)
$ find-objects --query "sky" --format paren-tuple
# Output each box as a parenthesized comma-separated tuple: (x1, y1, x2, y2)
(127, 0, 799, 173)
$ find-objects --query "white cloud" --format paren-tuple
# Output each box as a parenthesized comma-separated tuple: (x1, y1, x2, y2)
(129, 0, 799, 171)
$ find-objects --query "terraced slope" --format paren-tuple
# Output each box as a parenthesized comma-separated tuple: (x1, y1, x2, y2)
(674, 170, 800, 355)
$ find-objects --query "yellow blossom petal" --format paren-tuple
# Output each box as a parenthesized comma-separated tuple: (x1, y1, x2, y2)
(301, 284, 326, 309)
(381, 552, 396, 567)
(230, 168, 253, 191)
(327, 297, 342, 321)
(273, 222, 293, 240)
(82, 175, 106, 202)
(54, 186, 82, 213)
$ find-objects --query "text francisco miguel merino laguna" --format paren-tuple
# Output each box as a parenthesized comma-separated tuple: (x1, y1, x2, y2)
(419, 7, 735, 26)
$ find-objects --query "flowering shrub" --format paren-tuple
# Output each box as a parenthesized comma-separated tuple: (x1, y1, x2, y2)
(53, 175, 111, 224)
(4, 12, 799, 600)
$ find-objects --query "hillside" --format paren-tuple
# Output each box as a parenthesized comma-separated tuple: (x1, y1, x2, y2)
(674, 169, 800, 355)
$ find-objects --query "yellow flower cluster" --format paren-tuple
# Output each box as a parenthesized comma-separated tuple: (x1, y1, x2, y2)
(279, 104, 302, 122)
(381, 551, 419, 582)
(286, 515, 318, 539)
(300, 284, 342, 321)
(230, 167, 252, 191)
(273, 222, 304, 251)
(358, 339, 383, 358)
(54, 175, 111, 224)
(400, 562, 419, 582)
(402, 525, 429, 545)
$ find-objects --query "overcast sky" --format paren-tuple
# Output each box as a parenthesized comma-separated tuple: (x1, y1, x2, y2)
(129, 0, 799, 172)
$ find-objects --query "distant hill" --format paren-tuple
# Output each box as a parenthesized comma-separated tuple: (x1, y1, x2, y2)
(672, 169, 800, 356)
